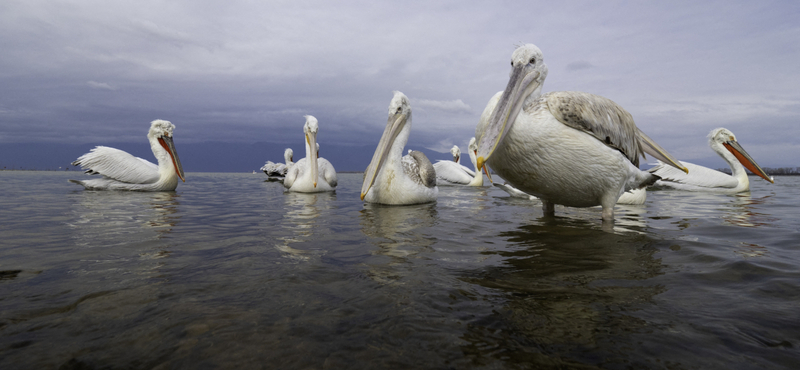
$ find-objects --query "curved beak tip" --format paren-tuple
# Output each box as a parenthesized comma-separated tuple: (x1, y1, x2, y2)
(360, 193, 366, 201)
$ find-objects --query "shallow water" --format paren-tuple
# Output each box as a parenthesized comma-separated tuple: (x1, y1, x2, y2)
(1, 171, 798, 369)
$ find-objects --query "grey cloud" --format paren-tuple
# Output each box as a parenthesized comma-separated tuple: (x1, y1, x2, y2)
(415, 99, 472, 114)
(565, 61, 594, 71)
(1, 1, 799, 168)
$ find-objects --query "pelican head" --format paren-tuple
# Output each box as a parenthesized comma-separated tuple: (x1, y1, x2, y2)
(450, 145, 461, 163)
(361, 91, 411, 200)
(147, 119, 185, 182)
(476, 44, 549, 171)
(710, 128, 773, 183)
(304, 115, 320, 187)
(284, 148, 294, 164)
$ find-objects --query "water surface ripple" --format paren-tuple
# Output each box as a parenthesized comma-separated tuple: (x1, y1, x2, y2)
(1, 172, 798, 369)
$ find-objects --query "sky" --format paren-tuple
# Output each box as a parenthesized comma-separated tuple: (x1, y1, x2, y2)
(2, 0, 799, 172)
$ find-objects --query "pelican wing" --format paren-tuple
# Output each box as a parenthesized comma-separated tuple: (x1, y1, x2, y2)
(403, 151, 436, 188)
(283, 158, 303, 189)
(261, 161, 287, 176)
(318, 158, 338, 188)
(544, 91, 642, 166)
(494, 182, 536, 199)
(73, 146, 160, 184)
(650, 160, 738, 189)
(433, 160, 475, 185)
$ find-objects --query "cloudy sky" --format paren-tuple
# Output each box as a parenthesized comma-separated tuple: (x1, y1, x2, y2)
(2, 0, 799, 169)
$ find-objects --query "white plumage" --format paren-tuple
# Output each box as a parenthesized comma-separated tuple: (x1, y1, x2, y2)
(261, 148, 294, 178)
(70, 119, 185, 191)
(283, 116, 337, 193)
(434, 137, 483, 186)
(475, 44, 686, 221)
(361, 91, 437, 205)
(649, 128, 773, 193)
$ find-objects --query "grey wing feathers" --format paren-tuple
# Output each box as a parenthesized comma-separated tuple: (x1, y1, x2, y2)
(406, 150, 436, 188)
(73, 146, 160, 184)
(544, 91, 642, 166)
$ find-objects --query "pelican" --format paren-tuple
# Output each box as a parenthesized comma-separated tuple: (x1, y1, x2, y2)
(450, 145, 461, 162)
(69, 119, 185, 191)
(649, 127, 773, 193)
(361, 91, 437, 205)
(261, 148, 294, 178)
(476, 44, 687, 222)
(283, 116, 337, 193)
(434, 137, 484, 186)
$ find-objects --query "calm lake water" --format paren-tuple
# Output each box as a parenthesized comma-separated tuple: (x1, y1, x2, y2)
(1, 171, 798, 369)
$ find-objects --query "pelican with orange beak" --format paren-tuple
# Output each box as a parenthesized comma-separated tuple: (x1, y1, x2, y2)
(475, 44, 687, 222)
(70, 119, 185, 191)
(283, 115, 337, 192)
(649, 127, 773, 192)
(361, 91, 437, 205)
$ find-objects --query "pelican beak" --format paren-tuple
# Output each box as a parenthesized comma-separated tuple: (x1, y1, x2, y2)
(637, 130, 688, 174)
(455, 154, 460, 163)
(361, 111, 407, 200)
(473, 148, 492, 184)
(476, 64, 543, 171)
(723, 140, 773, 183)
(158, 135, 185, 182)
(307, 132, 319, 187)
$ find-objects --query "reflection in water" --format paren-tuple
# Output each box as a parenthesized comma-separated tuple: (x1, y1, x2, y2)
(69, 191, 181, 245)
(67, 191, 181, 279)
(360, 203, 438, 257)
(462, 221, 665, 366)
(274, 192, 336, 260)
(720, 192, 775, 228)
(612, 203, 648, 232)
(359, 203, 438, 283)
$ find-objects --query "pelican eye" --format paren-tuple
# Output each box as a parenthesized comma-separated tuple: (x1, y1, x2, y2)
(529, 57, 536, 64)
(396, 107, 402, 114)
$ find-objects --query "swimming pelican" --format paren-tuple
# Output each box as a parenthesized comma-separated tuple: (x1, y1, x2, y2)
(450, 145, 461, 162)
(649, 127, 773, 193)
(475, 44, 687, 222)
(283, 116, 337, 193)
(69, 119, 185, 191)
(434, 137, 484, 186)
(261, 148, 294, 177)
(616, 188, 647, 205)
(361, 91, 437, 205)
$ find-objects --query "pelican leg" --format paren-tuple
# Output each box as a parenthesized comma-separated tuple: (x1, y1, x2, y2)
(600, 194, 617, 222)
(542, 200, 555, 217)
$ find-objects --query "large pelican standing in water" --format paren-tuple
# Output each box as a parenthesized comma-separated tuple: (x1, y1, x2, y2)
(476, 44, 687, 222)
(361, 91, 437, 205)
(433, 137, 484, 186)
(283, 116, 337, 193)
(649, 127, 773, 193)
(70, 119, 185, 191)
